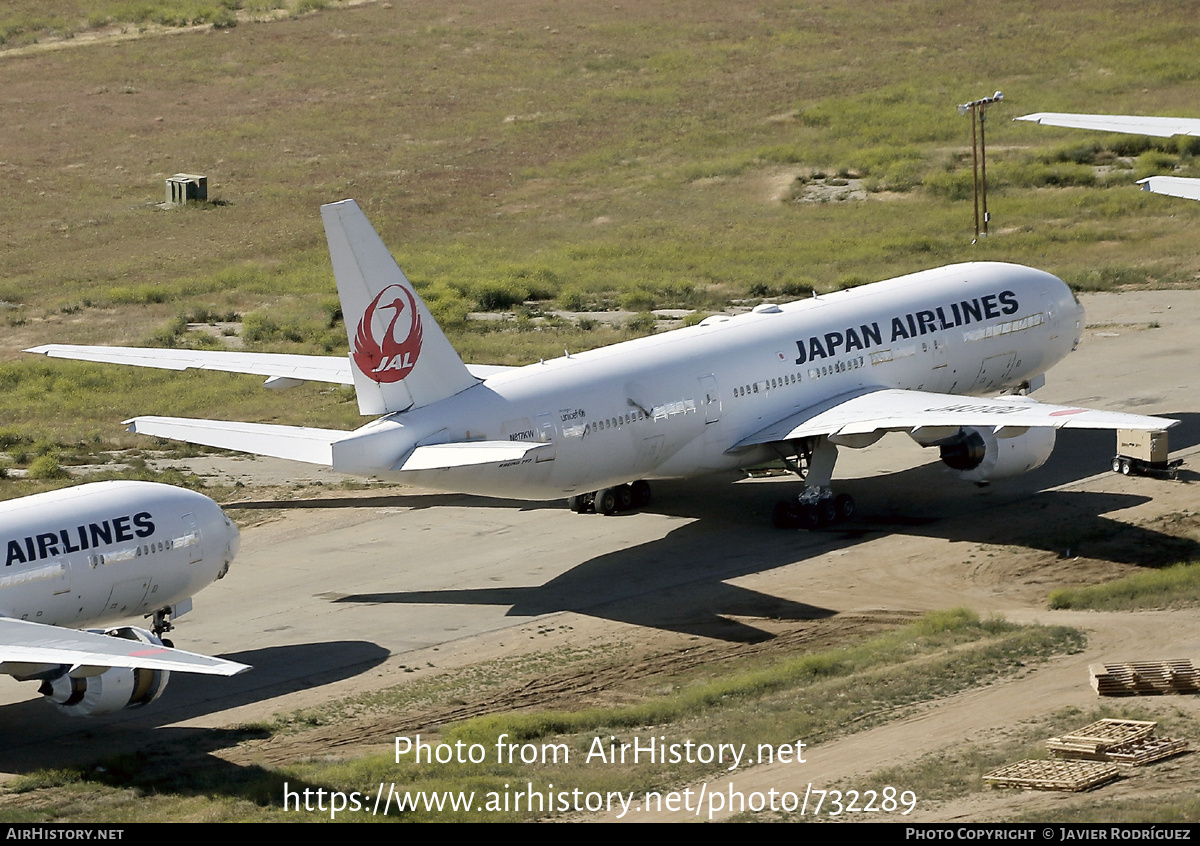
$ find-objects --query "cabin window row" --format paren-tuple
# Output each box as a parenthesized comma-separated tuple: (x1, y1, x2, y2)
(963, 312, 1045, 342)
(808, 356, 865, 380)
(584, 410, 647, 434)
(89, 539, 174, 567)
(733, 372, 801, 398)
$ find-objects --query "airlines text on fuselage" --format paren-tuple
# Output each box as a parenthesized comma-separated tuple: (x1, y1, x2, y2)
(5, 512, 156, 567)
(794, 291, 1020, 365)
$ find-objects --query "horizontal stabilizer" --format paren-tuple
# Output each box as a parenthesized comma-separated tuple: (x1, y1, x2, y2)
(125, 416, 348, 466)
(1137, 176, 1200, 202)
(0, 617, 249, 677)
(399, 441, 551, 472)
(734, 388, 1179, 450)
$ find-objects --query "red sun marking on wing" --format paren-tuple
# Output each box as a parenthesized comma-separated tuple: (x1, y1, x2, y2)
(352, 285, 424, 383)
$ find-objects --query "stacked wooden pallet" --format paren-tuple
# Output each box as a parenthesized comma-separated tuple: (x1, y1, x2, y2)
(985, 759, 1120, 792)
(986, 719, 1190, 790)
(1047, 719, 1189, 768)
(1090, 659, 1200, 696)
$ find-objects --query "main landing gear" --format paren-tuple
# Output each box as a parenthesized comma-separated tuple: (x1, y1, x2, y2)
(568, 480, 652, 515)
(772, 489, 855, 529)
(771, 434, 855, 530)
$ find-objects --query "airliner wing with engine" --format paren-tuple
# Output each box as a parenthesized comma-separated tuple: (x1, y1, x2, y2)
(1015, 112, 1200, 201)
(1, 480, 247, 717)
(26, 200, 1178, 529)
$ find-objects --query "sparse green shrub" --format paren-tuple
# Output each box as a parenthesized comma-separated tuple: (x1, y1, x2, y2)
(1135, 150, 1177, 179)
(1049, 562, 1200, 610)
(0, 428, 26, 450)
(1177, 135, 1200, 157)
(557, 288, 589, 312)
(618, 289, 656, 311)
(27, 455, 67, 480)
(470, 281, 528, 311)
(624, 312, 657, 334)
(1063, 266, 1151, 292)
(1106, 134, 1157, 157)
(780, 278, 816, 297)
(1043, 142, 1104, 166)
(995, 160, 1096, 189)
(241, 312, 280, 343)
(924, 169, 974, 201)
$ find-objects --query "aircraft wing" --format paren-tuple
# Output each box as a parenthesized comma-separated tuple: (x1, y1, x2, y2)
(23, 345, 512, 386)
(1136, 176, 1200, 201)
(1014, 113, 1200, 202)
(732, 388, 1178, 450)
(24, 344, 354, 386)
(0, 617, 249, 677)
(1014, 112, 1200, 138)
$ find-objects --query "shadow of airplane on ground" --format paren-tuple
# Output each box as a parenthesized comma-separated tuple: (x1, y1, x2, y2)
(0, 640, 389, 770)
(222, 412, 1194, 645)
(334, 473, 1196, 648)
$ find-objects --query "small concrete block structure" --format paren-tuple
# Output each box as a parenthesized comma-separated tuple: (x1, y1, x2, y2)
(166, 173, 208, 205)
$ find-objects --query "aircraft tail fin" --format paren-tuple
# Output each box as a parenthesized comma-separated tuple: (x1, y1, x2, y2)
(321, 199, 478, 415)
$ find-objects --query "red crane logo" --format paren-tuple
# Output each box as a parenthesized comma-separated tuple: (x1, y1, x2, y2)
(352, 285, 424, 383)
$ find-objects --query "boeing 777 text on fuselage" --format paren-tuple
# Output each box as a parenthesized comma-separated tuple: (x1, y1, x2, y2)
(27, 200, 1176, 528)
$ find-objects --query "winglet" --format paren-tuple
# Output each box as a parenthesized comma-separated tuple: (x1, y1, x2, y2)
(321, 200, 479, 415)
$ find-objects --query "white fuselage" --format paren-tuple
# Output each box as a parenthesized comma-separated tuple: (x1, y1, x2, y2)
(332, 262, 1083, 499)
(0, 481, 239, 629)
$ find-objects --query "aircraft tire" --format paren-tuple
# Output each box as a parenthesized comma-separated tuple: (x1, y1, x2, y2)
(616, 484, 634, 511)
(799, 505, 821, 530)
(567, 495, 586, 513)
(834, 493, 855, 522)
(772, 501, 799, 529)
(597, 488, 619, 515)
(818, 500, 837, 526)
(631, 480, 652, 508)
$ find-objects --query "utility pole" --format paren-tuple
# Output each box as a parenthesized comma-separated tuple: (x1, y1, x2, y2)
(958, 91, 1003, 242)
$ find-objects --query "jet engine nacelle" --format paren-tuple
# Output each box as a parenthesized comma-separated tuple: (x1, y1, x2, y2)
(938, 426, 1056, 483)
(40, 627, 170, 717)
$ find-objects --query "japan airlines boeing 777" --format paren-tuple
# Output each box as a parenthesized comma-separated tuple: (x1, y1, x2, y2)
(1016, 112, 1200, 201)
(1, 480, 247, 717)
(27, 200, 1177, 529)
